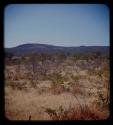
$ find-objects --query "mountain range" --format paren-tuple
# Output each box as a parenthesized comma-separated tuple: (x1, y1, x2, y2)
(5, 43, 109, 56)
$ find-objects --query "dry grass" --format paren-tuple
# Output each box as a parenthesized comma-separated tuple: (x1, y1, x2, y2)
(44, 104, 109, 120)
(5, 55, 110, 120)
(5, 85, 109, 120)
(5, 86, 79, 120)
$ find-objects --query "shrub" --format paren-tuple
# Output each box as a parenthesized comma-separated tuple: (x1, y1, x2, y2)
(44, 105, 69, 120)
(44, 104, 107, 120)
(94, 89, 110, 110)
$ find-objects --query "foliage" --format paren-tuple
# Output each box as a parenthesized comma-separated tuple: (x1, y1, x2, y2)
(44, 104, 107, 120)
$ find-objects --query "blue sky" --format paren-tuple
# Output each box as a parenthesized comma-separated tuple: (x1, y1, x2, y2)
(4, 4, 109, 48)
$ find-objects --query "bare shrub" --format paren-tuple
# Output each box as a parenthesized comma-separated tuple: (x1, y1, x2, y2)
(93, 89, 110, 110)
(44, 104, 107, 120)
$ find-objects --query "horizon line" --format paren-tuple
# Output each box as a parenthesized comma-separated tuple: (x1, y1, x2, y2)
(5, 42, 110, 48)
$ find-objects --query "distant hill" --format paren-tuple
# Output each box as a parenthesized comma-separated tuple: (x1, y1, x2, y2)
(5, 43, 109, 56)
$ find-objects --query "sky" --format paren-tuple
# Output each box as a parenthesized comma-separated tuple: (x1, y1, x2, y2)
(4, 4, 109, 48)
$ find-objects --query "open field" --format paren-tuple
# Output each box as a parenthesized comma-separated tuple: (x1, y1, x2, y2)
(5, 52, 110, 120)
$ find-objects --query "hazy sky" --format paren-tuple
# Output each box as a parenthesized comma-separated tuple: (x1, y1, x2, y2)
(4, 4, 109, 48)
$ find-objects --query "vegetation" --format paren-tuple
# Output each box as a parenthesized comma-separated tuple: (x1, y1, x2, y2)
(44, 104, 107, 120)
(5, 51, 109, 120)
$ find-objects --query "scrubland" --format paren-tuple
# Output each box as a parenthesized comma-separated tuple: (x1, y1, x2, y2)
(5, 53, 110, 120)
